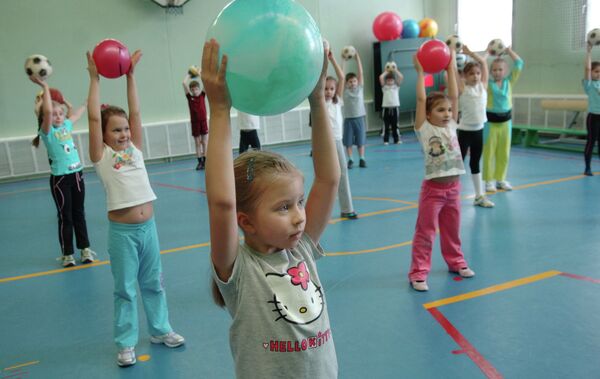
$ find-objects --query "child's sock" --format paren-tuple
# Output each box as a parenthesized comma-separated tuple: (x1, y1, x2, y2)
(472, 173, 483, 197)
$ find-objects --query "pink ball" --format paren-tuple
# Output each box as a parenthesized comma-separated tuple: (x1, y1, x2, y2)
(416, 39, 451, 74)
(372, 12, 403, 41)
(92, 39, 131, 79)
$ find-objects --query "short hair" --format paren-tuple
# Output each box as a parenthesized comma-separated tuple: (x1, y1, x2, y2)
(189, 80, 200, 89)
(592, 61, 600, 71)
(385, 73, 395, 81)
(463, 61, 482, 75)
(345, 72, 357, 82)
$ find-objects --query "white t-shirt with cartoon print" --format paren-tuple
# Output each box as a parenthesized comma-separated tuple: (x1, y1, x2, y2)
(213, 233, 338, 379)
(415, 119, 466, 179)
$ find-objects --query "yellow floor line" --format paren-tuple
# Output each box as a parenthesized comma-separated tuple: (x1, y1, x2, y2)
(4, 360, 40, 371)
(326, 240, 412, 256)
(423, 270, 562, 309)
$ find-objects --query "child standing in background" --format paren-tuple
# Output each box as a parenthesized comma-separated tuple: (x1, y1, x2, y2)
(237, 110, 261, 154)
(483, 47, 524, 192)
(30, 78, 96, 267)
(379, 65, 404, 145)
(343, 50, 368, 168)
(87, 50, 184, 367)
(183, 76, 208, 170)
(327, 48, 358, 219)
(583, 42, 600, 176)
(202, 39, 339, 378)
(458, 45, 494, 208)
(408, 52, 475, 292)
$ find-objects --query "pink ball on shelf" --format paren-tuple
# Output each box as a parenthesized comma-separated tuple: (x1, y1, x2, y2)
(372, 12, 403, 41)
(416, 39, 451, 74)
(92, 39, 131, 79)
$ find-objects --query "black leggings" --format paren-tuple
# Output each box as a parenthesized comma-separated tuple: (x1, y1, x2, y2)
(382, 107, 399, 143)
(457, 129, 483, 174)
(239, 130, 261, 154)
(50, 171, 90, 256)
(584, 113, 600, 168)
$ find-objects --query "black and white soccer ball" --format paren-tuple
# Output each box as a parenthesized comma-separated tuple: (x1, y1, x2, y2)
(384, 61, 397, 72)
(445, 34, 463, 52)
(487, 39, 505, 56)
(24, 54, 53, 81)
(587, 28, 600, 46)
(341, 45, 356, 60)
(188, 65, 200, 77)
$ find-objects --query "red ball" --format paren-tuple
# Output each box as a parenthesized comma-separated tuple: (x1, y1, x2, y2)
(372, 12, 403, 41)
(416, 39, 451, 74)
(92, 39, 131, 79)
(49, 88, 65, 104)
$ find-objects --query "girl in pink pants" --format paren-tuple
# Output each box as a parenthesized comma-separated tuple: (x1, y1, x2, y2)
(408, 51, 475, 292)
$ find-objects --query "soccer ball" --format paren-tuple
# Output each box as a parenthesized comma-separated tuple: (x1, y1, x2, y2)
(445, 34, 462, 52)
(188, 65, 200, 77)
(384, 61, 397, 72)
(487, 39, 505, 56)
(24, 54, 53, 81)
(341, 45, 356, 60)
(587, 28, 600, 46)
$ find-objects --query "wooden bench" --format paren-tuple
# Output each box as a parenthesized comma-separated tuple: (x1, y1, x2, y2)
(511, 124, 592, 153)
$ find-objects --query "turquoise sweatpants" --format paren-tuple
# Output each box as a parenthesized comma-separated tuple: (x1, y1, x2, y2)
(482, 120, 512, 182)
(108, 217, 172, 348)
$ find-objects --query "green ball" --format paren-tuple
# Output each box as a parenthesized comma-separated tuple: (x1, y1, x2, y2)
(207, 0, 323, 116)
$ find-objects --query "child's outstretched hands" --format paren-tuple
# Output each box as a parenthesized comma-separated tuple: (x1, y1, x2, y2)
(86, 51, 99, 80)
(309, 41, 330, 102)
(28, 74, 48, 88)
(201, 39, 231, 112)
(127, 50, 143, 76)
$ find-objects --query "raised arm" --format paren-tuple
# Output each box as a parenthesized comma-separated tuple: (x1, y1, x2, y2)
(585, 42, 592, 81)
(505, 46, 521, 62)
(67, 103, 86, 124)
(355, 50, 364, 86)
(30, 77, 52, 135)
(328, 49, 345, 98)
(394, 68, 404, 85)
(304, 44, 340, 245)
(378, 71, 387, 86)
(127, 50, 143, 149)
(86, 52, 104, 163)
(463, 45, 489, 89)
(413, 55, 427, 130)
(446, 50, 459, 122)
(202, 40, 238, 282)
(182, 74, 191, 95)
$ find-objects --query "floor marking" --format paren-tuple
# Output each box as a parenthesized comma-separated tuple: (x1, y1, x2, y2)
(137, 354, 151, 362)
(353, 196, 418, 205)
(152, 182, 206, 193)
(326, 240, 412, 256)
(559, 272, 600, 284)
(3, 361, 40, 371)
(422, 270, 562, 309)
(428, 308, 503, 379)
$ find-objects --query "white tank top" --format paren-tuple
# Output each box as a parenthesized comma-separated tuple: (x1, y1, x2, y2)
(459, 82, 487, 130)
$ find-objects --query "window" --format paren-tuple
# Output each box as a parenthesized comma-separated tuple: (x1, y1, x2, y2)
(457, 0, 513, 52)
(587, 0, 600, 37)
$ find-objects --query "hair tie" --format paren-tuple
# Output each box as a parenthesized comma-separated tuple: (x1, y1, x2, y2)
(246, 157, 255, 182)
(100, 103, 110, 111)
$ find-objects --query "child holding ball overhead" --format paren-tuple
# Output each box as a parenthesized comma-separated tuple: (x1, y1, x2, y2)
(379, 64, 404, 145)
(202, 39, 339, 378)
(182, 74, 208, 170)
(343, 49, 368, 168)
(29, 77, 96, 267)
(583, 41, 600, 176)
(408, 50, 475, 292)
(86, 49, 184, 367)
(482, 46, 524, 192)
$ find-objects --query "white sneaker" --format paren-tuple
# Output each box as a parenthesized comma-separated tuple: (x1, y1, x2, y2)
(150, 331, 185, 348)
(411, 280, 429, 291)
(383, 142, 389, 145)
(59, 255, 76, 267)
(485, 181, 497, 193)
(474, 195, 495, 208)
(80, 248, 97, 264)
(117, 347, 136, 367)
(496, 181, 513, 191)
(458, 267, 475, 278)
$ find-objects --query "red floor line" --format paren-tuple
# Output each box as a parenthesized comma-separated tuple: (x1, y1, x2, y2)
(428, 307, 503, 379)
(559, 272, 600, 284)
(152, 182, 206, 193)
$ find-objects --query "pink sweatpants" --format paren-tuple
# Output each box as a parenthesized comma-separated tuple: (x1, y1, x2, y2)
(408, 179, 467, 282)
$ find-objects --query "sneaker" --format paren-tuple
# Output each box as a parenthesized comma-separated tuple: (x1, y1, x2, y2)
(496, 181, 513, 191)
(359, 159, 367, 168)
(485, 181, 497, 193)
(117, 347, 136, 367)
(383, 142, 389, 146)
(199, 160, 205, 170)
(347, 159, 354, 169)
(340, 212, 358, 219)
(473, 195, 495, 208)
(80, 248, 97, 264)
(60, 255, 76, 267)
(395, 140, 403, 144)
(458, 267, 475, 278)
(195, 162, 202, 171)
(150, 331, 185, 348)
(584, 168, 593, 176)
(411, 280, 429, 292)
